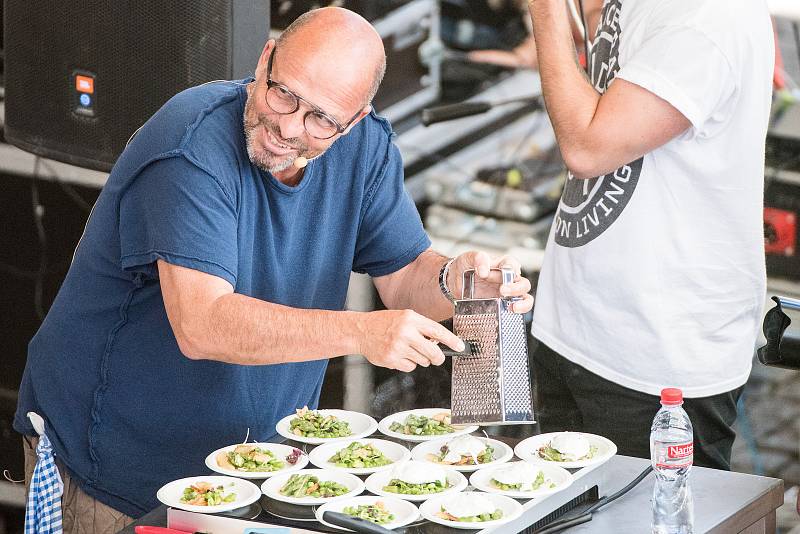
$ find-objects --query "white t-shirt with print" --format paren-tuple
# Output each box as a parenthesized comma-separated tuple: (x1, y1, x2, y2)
(531, 0, 775, 397)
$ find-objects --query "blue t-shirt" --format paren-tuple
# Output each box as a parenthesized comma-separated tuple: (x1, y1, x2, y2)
(14, 80, 429, 517)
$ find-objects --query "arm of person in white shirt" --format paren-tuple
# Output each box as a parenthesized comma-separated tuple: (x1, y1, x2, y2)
(528, 0, 691, 179)
(158, 248, 532, 372)
(468, 0, 604, 70)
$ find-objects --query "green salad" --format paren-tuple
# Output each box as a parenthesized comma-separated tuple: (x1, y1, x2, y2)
(217, 444, 284, 472)
(290, 407, 352, 439)
(388, 412, 455, 436)
(437, 507, 503, 522)
(180, 482, 236, 506)
(279, 474, 350, 498)
(538, 444, 598, 462)
(491, 470, 555, 491)
(382, 478, 449, 495)
(430, 444, 494, 465)
(343, 502, 395, 524)
(328, 442, 392, 469)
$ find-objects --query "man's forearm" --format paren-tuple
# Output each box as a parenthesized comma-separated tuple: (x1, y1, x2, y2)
(380, 249, 454, 322)
(530, 0, 601, 177)
(183, 294, 364, 365)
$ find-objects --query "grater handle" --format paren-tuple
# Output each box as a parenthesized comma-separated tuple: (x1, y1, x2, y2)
(461, 267, 517, 299)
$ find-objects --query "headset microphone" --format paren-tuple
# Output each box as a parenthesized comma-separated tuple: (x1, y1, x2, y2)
(293, 154, 321, 169)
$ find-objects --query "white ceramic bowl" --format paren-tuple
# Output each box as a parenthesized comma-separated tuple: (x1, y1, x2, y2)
(363, 462, 468, 502)
(275, 409, 378, 445)
(260, 468, 364, 506)
(377, 408, 479, 442)
(156, 475, 260, 514)
(419, 492, 523, 530)
(410, 436, 513, 472)
(204, 442, 308, 479)
(514, 432, 617, 469)
(308, 438, 411, 475)
(314, 495, 420, 531)
(469, 460, 574, 499)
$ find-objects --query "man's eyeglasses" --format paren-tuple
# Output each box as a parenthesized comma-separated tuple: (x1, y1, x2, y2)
(264, 47, 361, 140)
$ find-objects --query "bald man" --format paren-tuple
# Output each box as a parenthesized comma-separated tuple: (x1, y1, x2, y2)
(15, 7, 533, 529)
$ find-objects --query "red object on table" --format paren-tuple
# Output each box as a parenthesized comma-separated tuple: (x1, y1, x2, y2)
(764, 207, 797, 256)
(135, 526, 197, 534)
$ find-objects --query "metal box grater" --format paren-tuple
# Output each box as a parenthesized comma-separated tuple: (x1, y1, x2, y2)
(451, 267, 535, 425)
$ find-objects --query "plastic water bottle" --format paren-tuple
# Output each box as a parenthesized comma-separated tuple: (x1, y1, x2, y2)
(650, 387, 694, 534)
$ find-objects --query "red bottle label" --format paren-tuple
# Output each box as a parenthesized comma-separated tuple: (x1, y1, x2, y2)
(667, 443, 693, 459)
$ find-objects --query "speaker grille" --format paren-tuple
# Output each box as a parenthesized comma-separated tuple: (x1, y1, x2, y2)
(4, 1, 234, 171)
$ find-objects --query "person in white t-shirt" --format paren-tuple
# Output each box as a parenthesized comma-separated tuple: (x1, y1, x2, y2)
(526, 0, 774, 469)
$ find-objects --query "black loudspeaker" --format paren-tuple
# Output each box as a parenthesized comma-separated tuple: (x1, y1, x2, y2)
(3, 1, 269, 172)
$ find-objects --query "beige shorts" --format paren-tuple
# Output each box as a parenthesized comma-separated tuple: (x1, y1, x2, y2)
(23, 436, 134, 534)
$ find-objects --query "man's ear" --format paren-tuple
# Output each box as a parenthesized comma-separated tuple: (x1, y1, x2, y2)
(343, 105, 373, 135)
(255, 39, 276, 78)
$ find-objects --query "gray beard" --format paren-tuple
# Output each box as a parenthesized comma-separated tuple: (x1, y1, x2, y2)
(244, 125, 294, 174)
(244, 118, 295, 174)
(242, 96, 306, 174)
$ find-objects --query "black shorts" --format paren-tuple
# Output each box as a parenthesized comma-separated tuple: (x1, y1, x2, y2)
(532, 339, 744, 470)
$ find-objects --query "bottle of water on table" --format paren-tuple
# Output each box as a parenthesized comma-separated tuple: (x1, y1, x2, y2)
(651, 387, 694, 534)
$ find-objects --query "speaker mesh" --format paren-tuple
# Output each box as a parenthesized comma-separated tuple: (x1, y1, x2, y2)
(4, 1, 234, 171)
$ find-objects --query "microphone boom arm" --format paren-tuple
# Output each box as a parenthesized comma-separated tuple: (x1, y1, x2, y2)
(421, 95, 542, 126)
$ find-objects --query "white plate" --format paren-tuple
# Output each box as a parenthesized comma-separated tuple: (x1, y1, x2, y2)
(261, 468, 364, 506)
(364, 464, 468, 502)
(410, 437, 513, 472)
(204, 442, 309, 479)
(156, 475, 261, 514)
(308, 439, 411, 475)
(419, 492, 523, 530)
(469, 461, 573, 499)
(514, 432, 617, 469)
(314, 495, 420, 531)
(275, 409, 378, 445)
(377, 409, 479, 442)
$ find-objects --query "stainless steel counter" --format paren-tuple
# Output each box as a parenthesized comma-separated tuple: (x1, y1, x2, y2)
(560, 455, 782, 534)
(120, 453, 782, 534)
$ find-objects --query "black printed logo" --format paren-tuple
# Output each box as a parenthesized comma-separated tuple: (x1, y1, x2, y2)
(554, 0, 643, 247)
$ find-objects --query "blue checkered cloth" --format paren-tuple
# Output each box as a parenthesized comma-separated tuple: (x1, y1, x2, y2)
(25, 434, 63, 534)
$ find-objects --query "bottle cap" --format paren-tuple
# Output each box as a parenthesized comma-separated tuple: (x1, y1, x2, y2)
(660, 388, 683, 405)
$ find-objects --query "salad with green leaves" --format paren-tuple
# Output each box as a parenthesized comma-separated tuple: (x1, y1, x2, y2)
(216, 444, 284, 472)
(279, 474, 350, 498)
(328, 442, 392, 469)
(343, 502, 395, 524)
(437, 507, 503, 522)
(538, 444, 598, 462)
(382, 478, 449, 495)
(180, 482, 236, 506)
(290, 407, 352, 439)
(429, 443, 494, 465)
(491, 470, 555, 491)
(388, 412, 455, 436)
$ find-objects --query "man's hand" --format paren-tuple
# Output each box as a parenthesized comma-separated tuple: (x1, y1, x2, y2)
(355, 309, 465, 372)
(447, 251, 534, 314)
(467, 34, 539, 69)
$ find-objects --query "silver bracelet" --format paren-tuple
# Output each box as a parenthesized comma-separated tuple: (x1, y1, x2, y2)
(438, 257, 457, 303)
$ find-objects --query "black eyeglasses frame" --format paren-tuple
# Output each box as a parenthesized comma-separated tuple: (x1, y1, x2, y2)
(264, 46, 362, 140)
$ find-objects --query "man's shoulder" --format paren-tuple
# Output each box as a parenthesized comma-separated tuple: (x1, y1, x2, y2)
(167, 79, 246, 109)
(348, 109, 396, 145)
(161, 80, 246, 135)
(125, 80, 245, 155)
(340, 109, 397, 160)
(108, 81, 247, 193)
